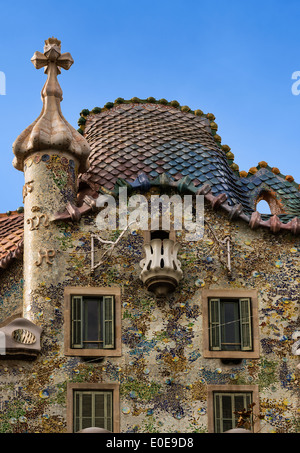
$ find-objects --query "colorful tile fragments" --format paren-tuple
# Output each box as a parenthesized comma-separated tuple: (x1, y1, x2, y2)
(0, 96, 299, 434)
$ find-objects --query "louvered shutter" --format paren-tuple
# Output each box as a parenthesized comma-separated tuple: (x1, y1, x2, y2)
(81, 392, 93, 430)
(103, 296, 114, 348)
(105, 392, 113, 431)
(72, 296, 83, 348)
(94, 391, 113, 431)
(74, 391, 93, 432)
(94, 392, 105, 428)
(239, 298, 252, 350)
(209, 298, 221, 350)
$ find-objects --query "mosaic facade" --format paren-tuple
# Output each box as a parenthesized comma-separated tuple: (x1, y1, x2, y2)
(0, 198, 299, 433)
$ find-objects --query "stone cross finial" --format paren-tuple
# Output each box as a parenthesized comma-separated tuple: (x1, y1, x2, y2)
(13, 38, 90, 173)
(31, 37, 74, 101)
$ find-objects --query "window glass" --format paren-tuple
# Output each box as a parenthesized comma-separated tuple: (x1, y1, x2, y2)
(221, 300, 240, 351)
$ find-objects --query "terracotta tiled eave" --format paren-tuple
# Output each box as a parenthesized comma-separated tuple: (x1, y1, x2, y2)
(0, 212, 24, 270)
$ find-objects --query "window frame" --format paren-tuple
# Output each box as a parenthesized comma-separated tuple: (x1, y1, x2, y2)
(207, 384, 260, 433)
(64, 287, 121, 357)
(67, 383, 120, 433)
(202, 289, 259, 359)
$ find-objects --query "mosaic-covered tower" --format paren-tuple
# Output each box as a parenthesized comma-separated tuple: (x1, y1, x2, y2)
(12, 38, 90, 323)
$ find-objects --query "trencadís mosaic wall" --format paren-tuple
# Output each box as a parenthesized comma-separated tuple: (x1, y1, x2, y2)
(0, 199, 299, 433)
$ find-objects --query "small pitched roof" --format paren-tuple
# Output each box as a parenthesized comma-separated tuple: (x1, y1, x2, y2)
(0, 212, 24, 269)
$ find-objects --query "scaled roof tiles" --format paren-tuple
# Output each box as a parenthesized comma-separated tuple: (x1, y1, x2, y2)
(0, 212, 24, 269)
(79, 102, 300, 220)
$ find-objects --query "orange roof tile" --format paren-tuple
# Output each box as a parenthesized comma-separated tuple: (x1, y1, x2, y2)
(0, 212, 24, 269)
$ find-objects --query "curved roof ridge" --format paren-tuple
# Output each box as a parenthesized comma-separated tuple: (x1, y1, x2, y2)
(76, 97, 299, 188)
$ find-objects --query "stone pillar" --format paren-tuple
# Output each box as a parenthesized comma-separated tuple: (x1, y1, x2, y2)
(12, 38, 90, 324)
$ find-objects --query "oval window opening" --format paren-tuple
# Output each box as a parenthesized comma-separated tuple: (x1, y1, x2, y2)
(256, 200, 272, 214)
(12, 329, 36, 345)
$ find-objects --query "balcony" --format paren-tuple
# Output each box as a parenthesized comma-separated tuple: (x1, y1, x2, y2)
(0, 317, 42, 359)
(140, 238, 183, 297)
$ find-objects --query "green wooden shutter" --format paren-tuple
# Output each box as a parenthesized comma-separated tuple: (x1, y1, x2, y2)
(209, 298, 221, 350)
(94, 391, 113, 431)
(239, 298, 252, 350)
(105, 392, 113, 431)
(72, 296, 83, 348)
(103, 296, 114, 349)
(74, 391, 93, 431)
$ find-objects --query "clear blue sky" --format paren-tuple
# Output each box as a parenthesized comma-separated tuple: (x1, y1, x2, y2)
(0, 0, 300, 212)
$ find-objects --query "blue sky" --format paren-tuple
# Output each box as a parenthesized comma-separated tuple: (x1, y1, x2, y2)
(0, 0, 300, 212)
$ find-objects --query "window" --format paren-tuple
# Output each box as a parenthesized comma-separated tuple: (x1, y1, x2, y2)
(143, 229, 176, 243)
(209, 297, 252, 351)
(214, 391, 252, 433)
(74, 390, 113, 432)
(64, 287, 121, 357)
(67, 383, 120, 433)
(202, 290, 259, 359)
(150, 230, 170, 241)
(255, 190, 284, 215)
(207, 385, 260, 433)
(71, 295, 114, 349)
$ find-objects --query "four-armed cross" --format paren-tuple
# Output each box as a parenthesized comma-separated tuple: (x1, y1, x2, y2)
(31, 37, 74, 100)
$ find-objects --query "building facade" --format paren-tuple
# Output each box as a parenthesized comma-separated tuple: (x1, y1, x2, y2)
(0, 38, 299, 434)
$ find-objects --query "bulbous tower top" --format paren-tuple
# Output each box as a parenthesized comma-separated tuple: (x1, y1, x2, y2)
(12, 37, 90, 173)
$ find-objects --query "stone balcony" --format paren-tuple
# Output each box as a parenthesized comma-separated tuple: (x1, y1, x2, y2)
(0, 318, 42, 359)
(140, 238, 183, 297)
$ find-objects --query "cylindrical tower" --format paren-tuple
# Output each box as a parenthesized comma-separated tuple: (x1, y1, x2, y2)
(12, 38, 90, 324)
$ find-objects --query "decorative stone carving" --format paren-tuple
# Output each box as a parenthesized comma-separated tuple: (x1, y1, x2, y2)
(140, 238, 183, 297)
(22, 180, 34, 201)
(35, 249, 56, 266)
(27, 213, 50, 230)
(12, 37, 90, 174)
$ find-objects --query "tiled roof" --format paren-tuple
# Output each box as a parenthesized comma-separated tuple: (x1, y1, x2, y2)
(79, 102, 220, 189)
(78, 100, 300, 218)
(0, 212, 24, 269)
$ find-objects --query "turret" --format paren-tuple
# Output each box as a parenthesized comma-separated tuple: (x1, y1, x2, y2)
(12, 38, 90, 323)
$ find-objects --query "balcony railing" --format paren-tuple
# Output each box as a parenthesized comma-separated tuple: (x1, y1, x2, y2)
(140, 238, 183, 296)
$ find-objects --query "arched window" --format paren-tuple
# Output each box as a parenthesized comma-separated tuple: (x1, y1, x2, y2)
(256, 200, 272, 215)
(255, 190, 284, 215)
